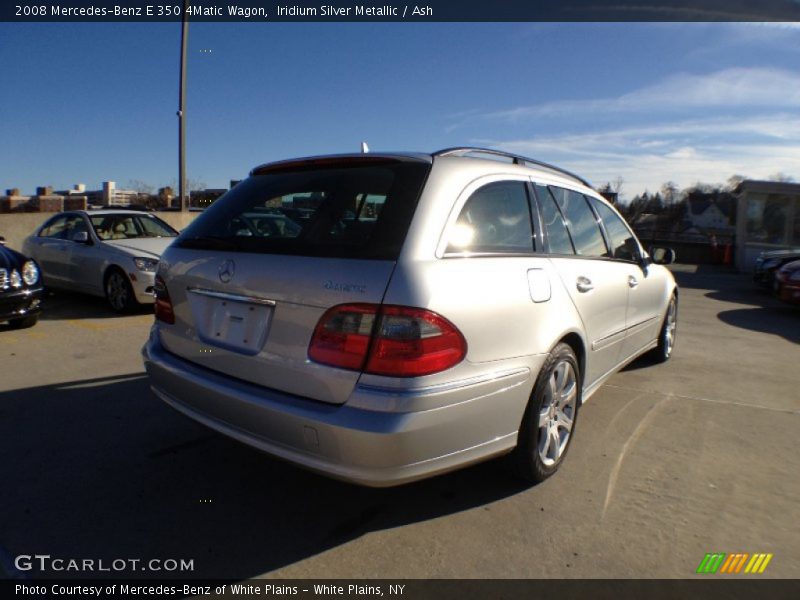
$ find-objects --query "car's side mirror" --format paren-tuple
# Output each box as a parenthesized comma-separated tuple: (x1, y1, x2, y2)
(649, 245, 676, 265)
(0, 235, 5, 246)
(72, 231, 91, 244)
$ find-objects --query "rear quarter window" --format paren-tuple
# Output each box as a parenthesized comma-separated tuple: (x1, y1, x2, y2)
(445, 181, 534, 254)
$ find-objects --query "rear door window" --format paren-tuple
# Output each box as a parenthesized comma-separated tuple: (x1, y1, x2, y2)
(177, 161, 429, 260)
(549, 187, 608, 257)
(39, 216, 70, 239)
(446, 181, 534, 254)
(534, 184, 575, 255)
(587, 196, 639, 261)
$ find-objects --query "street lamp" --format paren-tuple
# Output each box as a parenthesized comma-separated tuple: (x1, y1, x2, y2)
(178, 0, 189, 211)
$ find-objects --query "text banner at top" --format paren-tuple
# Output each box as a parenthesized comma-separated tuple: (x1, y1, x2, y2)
(5, 0, 800, 22)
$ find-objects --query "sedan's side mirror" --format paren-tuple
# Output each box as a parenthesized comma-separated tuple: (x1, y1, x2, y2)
(0, 235, 5, 246)
(649, 245, 676, 265)
(72, 231, 91, 244)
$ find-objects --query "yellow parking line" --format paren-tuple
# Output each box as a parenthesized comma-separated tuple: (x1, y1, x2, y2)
(66, 319, 113, 331)
(0, 331, 46, 343)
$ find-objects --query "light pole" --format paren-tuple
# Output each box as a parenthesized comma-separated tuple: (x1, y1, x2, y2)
(178, 0, 189, 211)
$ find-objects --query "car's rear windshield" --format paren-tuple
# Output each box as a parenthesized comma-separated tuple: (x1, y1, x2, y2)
(176, 160, 430, 260)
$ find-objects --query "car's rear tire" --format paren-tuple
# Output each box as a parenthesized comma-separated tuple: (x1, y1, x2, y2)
(8, 314, 38, 329)
(104, 268, 138, 313)
(512, 342, 581, 484)
(651, 294, 677, 363)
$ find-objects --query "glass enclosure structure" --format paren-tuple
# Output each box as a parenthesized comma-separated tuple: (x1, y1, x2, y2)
(736, 181, 800, 271)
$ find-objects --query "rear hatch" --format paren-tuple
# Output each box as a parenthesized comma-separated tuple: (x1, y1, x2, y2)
(156, 156, 431, 405)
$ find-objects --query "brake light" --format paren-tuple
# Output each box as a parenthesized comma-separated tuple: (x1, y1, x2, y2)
(154, 274, 175, 324)
(308, 304, 376, 370)
(308, 304, 466, 377)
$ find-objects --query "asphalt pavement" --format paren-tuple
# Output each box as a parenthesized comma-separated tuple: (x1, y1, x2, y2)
(1, 265, 798, 579)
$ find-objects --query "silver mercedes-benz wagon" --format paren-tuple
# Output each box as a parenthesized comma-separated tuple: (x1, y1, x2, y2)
(142, 148, 678, 486)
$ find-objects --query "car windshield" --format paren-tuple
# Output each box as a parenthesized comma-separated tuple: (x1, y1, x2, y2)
(90, 214, 179, 241)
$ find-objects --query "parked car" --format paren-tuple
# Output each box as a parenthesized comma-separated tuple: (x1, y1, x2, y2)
(142, 148, 678, 487)
(774, 259, 800, 305)
(0, 235, 43, 328)
(22, 210, 179, 312)
(753, 248, 800, 288)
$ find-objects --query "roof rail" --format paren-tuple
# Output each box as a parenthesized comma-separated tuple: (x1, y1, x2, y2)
(433, 147, 592, 188)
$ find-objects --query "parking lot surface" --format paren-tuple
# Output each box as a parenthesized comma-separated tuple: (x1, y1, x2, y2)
(1, 265, 798, 579)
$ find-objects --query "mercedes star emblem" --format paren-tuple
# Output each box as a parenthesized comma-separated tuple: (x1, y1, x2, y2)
(218, 260, 235, 283)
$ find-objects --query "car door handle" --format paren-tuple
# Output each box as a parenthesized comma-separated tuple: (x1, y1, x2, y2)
(628, 275, 639, 288)
(576, 276, 594, 293)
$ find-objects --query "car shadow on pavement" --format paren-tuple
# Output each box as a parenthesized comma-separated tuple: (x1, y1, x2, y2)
(38, 289, 153, 320)
(667, 264, 741, 292)
(0, 374, 529, 580)
(669, 265, 799, 342)
(717, 306, 800, 345)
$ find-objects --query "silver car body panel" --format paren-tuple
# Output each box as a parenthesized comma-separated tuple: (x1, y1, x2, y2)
(157, 250, 398, 405)
(143, 330, 536, 487)
(22, 210, 175, 304)
(143, 152, 677, 486)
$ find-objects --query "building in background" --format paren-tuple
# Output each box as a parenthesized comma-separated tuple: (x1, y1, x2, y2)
(189, 188, 227, 210)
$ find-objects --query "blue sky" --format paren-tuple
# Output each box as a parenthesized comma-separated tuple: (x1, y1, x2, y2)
(1, 22, 799, 199)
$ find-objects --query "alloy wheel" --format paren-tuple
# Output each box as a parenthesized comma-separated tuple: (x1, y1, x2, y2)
(106, 272, 129, 311)
(537, 359, 577, 467)
(664, 299, 677, 357)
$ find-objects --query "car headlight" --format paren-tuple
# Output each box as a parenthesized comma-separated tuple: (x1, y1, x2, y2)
(133, 257, 159, 272)
(22, 261, 39, 286)
(761, 259, 780, 270)
(10, 269, 22, 288)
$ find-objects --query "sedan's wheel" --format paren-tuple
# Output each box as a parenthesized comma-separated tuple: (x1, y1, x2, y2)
(652, 295, 677, 363)
(512, 342, 581, 483)
(105, 269, 137, 313)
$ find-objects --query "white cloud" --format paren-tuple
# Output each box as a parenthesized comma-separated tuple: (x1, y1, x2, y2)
(475, 114, 800, 196)
(472, 68, 800, 122)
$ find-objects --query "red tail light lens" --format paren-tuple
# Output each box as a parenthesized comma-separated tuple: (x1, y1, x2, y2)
(366, 306, 466, 377)
(154, 274, 175, 324)
(308, 304, 466, 377)
(308, 304, 376, 370)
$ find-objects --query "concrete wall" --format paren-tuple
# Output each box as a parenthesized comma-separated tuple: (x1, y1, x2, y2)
(0, 211, 200, 252)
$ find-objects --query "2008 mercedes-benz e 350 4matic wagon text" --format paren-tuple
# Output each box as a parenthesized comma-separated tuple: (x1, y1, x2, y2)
(142, 148, 678, 486)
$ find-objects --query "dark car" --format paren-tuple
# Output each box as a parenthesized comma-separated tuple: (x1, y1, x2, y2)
(0, 236, 43, 328)
(753, 248, 800, 288)
(774, 259, 800, 306)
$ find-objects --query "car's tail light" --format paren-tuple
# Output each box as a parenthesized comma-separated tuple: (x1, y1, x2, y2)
(308, 304, 376, 370)
(308, 304, 466, 377)
(154, 274, 175, 324)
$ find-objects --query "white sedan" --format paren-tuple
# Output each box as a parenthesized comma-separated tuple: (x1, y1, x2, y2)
(23, 209, 178, 312)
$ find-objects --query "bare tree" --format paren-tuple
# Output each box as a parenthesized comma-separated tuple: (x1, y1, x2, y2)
(168, 176, 206, 192)
(126, 179, 155, 195)
(611, 176, 624, 197)
(768, 172, 795, 183)
(726, 174, 747, 191)
(660, 181, 678, 207)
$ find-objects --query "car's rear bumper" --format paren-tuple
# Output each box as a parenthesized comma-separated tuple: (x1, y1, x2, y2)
(753, 268, 772, 286)
(142, 330, 535, 487)
(0, 286, 43, 322)
(777, 281, 800, 305)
